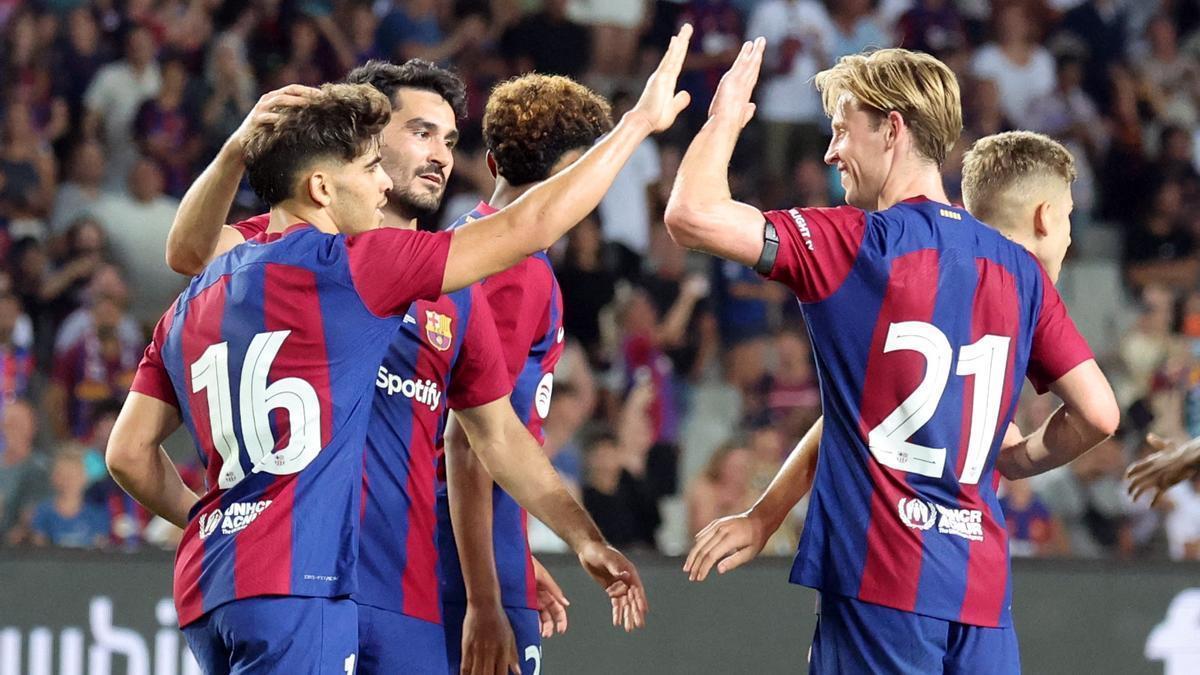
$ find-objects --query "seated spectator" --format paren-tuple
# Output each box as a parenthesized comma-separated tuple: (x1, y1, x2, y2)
(599, 90, 661, 279)
(54, 264, 141, 356)
(41, 217, 109, 333)
(44, 293, 139, 442)
(557, 215, 618, 364)
(133, 57, 202, 198)
(1162, 473, 1200, 561)
(1124, 179, 1200, 291)
(0, 399, 49, 545)
(0, 101, 57, 234)
(500, 0, 591, 79)
(895, 0, 967, 58)
(686, 439, 754, 537)
(754, 328, 820, 440)
(641, 224, 717, 382)
(30, 447, 110, 549)
(1132, 15, 1199, 130)
(50, 140, 108, 234)
(1000, 477, 1070, 557)
(199, 33, 257, 159)
(582, 429, 661, 551)
(90, 158, 183, 323)
(970, 4, 1056, 128)
(0, 292, 34, 452)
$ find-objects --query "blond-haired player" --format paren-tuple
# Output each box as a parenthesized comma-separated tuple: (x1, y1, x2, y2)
(670, 41, 1117, 673)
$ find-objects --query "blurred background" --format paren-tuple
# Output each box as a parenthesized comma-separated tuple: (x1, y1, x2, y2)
(1, 0, 1200, 671)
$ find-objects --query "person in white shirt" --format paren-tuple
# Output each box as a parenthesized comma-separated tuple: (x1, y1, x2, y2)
(970, 4, 1056, 128)
(599, 90, 662, 276)
(82, 25, 161, 192)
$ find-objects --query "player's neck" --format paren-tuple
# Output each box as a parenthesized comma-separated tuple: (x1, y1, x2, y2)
(269, 203, 337, 234)
(875, 163, 949, 211)
(487, 175, 533, 210)
(381, 207, 418, 231)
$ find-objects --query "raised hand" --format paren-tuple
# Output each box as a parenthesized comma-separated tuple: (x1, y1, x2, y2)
(533, 556, 570, 638)
(629, 24, 694, 133)
(576, 541, 649, 632)
(1127, 434, 1200, 506)
(683, 510, 769, 582)
(229, 84, 321, 156)
(709, 37, 766, 128)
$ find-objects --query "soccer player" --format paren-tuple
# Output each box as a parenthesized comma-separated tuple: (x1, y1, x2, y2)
(107, 25, 694, 674)
(665, 42, 1119, 673)
(437, 74, 613, 675)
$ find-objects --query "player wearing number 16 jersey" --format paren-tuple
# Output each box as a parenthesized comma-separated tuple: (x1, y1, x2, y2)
(667, 45, 1120, 673)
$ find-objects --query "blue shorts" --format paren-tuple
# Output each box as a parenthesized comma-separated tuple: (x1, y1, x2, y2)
(182, 596, 358, 675)
(809, 592, 1020, 675)
(442, 602, 542, 675)
(356, 604, 447, 674)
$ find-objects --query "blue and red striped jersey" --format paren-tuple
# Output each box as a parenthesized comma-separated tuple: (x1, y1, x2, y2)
(129, 222, 450, 627)
(761, 197, 1093, 628)
(355, 285, 511, 623)
(438, 202, 565, 610)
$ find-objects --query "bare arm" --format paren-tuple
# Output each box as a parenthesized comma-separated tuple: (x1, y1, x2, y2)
(664, 39, 769, 266)
(1127, 433, 1200, 505)
(441, 26, 694, 294)
(166, 85, 320, 274)
(684, 416, 822, 581)
(454, 398, 647, 631)
(105, 393, 199, 529)
(997, 360, 1120, 480)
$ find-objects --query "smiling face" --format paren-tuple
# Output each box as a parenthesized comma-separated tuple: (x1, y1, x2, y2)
(325, 140, 393, 235)
(824, 96, 891, 210)
(379, 87, 459, 223)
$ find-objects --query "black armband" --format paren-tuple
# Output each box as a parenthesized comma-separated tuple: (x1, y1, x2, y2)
(754, 219, 779, 276)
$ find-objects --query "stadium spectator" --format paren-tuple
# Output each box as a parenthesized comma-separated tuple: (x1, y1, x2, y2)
(677, 0, 743, 133)
(582, 429, 660, 549)
(0, 101, 57, 237)
(598, 89, 662, 277)
(499, 0, 591, 79)
(828, 0, 890, 61)
(30, 447, 110, 549)
(0, 292, 34, 446)
(199, 33, 257, 159)
(0, 399, 49, 545)
(376, 0, 486, 66)
(1133, 15, 1199, 130)
(90, 158, 181, 323)
(43, 293, 138, 442)
(895, 0, 968, 58)
(1057, 0, 1129, 110)
(557, 214, 618, 364)
(755, 328, 820, 442)
(82, 23, 161, 191)
(133, 56, 202, 198)
(1162, 473, 1200, 560)
(52, 8, 110, 117)
(53, 263, 140, 357)
(744, 0, 833, 180)
(1001, 477, 1071, 557)
(686, 438, 754, 537)
(49, 140, 108, 233)
(41, 217, 107, 334)
(641, 224, 718, 383)
(1124, 179, 1199, 291)
(971, 4, 1056, 128)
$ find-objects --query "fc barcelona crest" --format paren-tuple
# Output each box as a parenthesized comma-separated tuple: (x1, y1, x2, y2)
(424, 310, 453, 351)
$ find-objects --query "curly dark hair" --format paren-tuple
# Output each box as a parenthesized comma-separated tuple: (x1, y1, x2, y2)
(483, 75, 613, 186)
(243, 83, 391, 206)
(346, 59, 468, 118)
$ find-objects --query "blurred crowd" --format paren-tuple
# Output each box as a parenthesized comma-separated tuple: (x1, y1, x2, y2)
(2, 0, 1200, 561)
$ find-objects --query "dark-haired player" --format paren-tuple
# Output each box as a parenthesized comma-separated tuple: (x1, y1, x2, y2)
(145, 29, 694, 672)
(438, 73, 614, 675)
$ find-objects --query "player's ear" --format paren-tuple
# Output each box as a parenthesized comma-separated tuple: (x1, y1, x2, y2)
(307, 170, 333, 208)
(884, 110, 904, 148)
(485, 151, 498, 179)
(1033, 200, 1051, 240)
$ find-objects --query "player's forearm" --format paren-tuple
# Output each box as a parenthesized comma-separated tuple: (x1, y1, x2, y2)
(445, 414, 504, 606)
(997, 405, 1110, 480)
(748, 416, 822, 533)
(665, 115, 740, 245)
(479, 422, 606, 552)
(166, 141, 244, 275)
(107, 444, 198, 529)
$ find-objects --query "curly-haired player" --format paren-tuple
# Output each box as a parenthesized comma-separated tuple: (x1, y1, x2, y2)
(438, 73, 615, 675)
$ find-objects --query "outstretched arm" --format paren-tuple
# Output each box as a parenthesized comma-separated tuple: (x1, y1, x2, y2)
(453, 398, 648, 631)
(106, 393, 198, 529)
(684, 416, 822, 581)
(166, 85, 319, 274)
(440, 26, 694, 293)
(664, 38, 769, 266)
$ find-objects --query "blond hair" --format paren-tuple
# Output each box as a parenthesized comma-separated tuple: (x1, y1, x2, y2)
(814, 48, 962, 166)
(961, 131, 1076, 230)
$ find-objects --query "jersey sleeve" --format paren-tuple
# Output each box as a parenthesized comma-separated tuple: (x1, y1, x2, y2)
(447, 285, 514, 410)
(129, 309, 179, 408)
(230, 214, 270, 240)
(345, 228, 452, 317)
(1026, 267, 1094, 394)
(481, 259, 552, 381)
(761, 205, 867, 303)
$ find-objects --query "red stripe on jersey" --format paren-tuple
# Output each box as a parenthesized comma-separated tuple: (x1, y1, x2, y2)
(234, 476, 296, 598)
(400, 330, 444, 624)
(856, 249, 940, 612)
(175, 277, 231, 624)
(956, 259, 1016, 625)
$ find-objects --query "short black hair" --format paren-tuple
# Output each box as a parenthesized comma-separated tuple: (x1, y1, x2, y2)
(346, 59, 468, 118)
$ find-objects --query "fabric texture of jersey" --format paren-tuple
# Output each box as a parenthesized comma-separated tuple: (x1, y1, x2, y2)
(356, 604, 449, 675)
(130, 222, 450, 626)
(181, 596, 358, 675)
(809, 591, 1020, 674)
(355, 284, 510, 623)
(761, 198, 1093, 628)
(437, 202, 565, 611)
